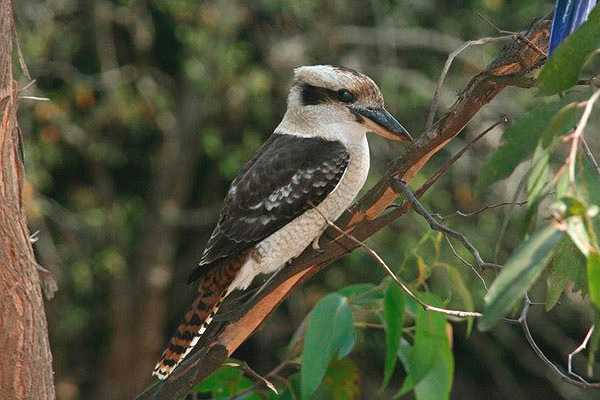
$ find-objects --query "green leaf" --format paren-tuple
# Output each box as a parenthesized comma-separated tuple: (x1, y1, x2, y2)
(480, 224, 564, 330)
(539, 102, 583, 148)
(338, 330, 356, 358)
(527, 146, 550, 205)
(588, 252, 600, 310)
(527, 102, 583, 204)
(410, 293, 448, 384)
(323, 358, 361, 400)
(582, 157, 600, 207)
(546, 237, 587, 311)
(434, 264, 475, 335)
(557, 168, 570, 198)
(539, 6, 600, 95)
(301, 293, 354, 400)
(381, 283, 405, 391)
(566, 215, 592, 257)
(194, 363, 257, 399)
(413, 340, 454, 400)
(338, 283, 382, 304)
(477, 97, 579, 191)
(589, 313, 600, 376)
(395, 294, 453, 400)
(396, 338, 416, 396)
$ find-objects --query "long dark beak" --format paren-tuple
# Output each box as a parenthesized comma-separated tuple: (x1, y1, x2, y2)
(351, 106, 413, 142)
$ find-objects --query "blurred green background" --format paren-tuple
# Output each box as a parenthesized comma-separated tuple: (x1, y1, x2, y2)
(13, 0, 599, 399)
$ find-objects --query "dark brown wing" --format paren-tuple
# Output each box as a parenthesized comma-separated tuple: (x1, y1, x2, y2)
(187, 133, 349, 283)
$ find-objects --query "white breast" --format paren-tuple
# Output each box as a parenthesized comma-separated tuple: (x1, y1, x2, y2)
(228, 133, 370, 292)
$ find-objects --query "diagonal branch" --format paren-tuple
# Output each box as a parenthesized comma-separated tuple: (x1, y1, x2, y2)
(134, 16, 551, 400)
(391, 179, 501, 270)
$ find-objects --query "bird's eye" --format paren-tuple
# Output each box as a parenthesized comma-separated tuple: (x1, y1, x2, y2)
(336, 89, 355, 103)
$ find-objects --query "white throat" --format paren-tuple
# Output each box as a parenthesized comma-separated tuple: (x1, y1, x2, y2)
(275, 118, 369, 149)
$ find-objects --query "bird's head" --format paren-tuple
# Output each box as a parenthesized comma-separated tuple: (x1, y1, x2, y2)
(280, 65, 412, 142)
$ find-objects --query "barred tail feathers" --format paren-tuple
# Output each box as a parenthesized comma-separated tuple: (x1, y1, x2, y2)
(152, 252, 248, 380)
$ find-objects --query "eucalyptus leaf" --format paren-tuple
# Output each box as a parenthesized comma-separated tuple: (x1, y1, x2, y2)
(480, 224, 564, 330)
(194, 363, 257, 399)
(477, 96, 581, 191)
(527, 147, 550, 205)
(301, 293, 354, 400)
(546, 237, 588, 311)
(381, 283, 405, 391)
(589, 314, 600, 376)
(413, 340, 454, 400)
(394, 294, 452, 399)
(434, 264, 475, 335)
(582, 157, 600, 207)
(539, 102, 583, 148)
(588, 252, 600, 310)
(539, 6, 600, 95)
(409, 293, 448, 384)
(338, 283, 382, 304)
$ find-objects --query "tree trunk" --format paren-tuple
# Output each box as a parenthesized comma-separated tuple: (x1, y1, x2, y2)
(0, 1, 56, 398)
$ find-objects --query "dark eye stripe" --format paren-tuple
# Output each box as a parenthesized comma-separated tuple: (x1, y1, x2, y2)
(300, 84, 335, 105)
(300, 84, 354, 106)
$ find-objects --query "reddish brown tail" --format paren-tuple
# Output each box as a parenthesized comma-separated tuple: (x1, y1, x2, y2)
(153, 252, 248, 380)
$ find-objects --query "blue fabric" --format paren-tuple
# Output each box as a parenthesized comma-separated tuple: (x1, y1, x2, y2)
(549, 0, 597, 55)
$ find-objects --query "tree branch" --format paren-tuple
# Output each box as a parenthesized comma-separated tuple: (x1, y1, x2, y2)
(135, 16, 551, 400)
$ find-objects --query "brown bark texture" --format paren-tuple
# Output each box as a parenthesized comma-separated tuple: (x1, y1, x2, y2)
(0, 1, 56, 399)
(136, 16, 551, 400)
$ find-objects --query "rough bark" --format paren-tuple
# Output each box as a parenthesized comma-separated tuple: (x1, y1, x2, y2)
(135, 16, 551, 400)
(0, 1, 56, 399)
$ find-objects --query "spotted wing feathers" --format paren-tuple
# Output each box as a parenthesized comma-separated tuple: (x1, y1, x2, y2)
(188, 133, 349, 283)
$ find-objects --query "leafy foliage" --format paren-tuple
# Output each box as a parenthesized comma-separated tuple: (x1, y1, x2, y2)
(396, 294, 454, 399)
(14, 0, 600, 398)
(301, 293, 354, 399)
(539, 5, 600, 95)
(194, 363, 259, 399)
(589, 252, 600, 310)
(476, 96, 581, 191)
(546, 237, 587, 311)
(381, 282, 405, 390)
(480, 225, 564, 330)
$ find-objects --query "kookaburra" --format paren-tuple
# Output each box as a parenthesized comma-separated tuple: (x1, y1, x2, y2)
(153, 65, 412, 379)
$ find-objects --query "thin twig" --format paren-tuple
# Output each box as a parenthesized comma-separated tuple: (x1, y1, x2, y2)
(226, 361, 278, 395)
(18, 79, 36, 93)
(392, 179, 501, 270)
(443, 235, 489, 291)
(354, 322, 385, 329)
(431, 200, 527, 220)
(577, 77, 600, 87)
(19, 95, 50, 102)
(425, 36, 513, 131)
(312, 207, 482, 319)
(12, 26, 32, 80)
(519, 295, 600, 389)
(417, 119, 507, 197)
(582, 137, 600, 181)
(476, 12, 547, 57)
(568, 325, 595, 383)
(566, 89, 600, 186)
(494, 172, 527, 262)
(228, 360, 300, 400)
